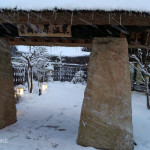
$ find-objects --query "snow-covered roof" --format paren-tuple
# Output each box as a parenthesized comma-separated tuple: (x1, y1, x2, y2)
(0, 0, 150, 13)
(14, 84, 27, 90)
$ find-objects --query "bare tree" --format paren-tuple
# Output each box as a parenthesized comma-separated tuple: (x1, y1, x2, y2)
(129, 48, 150, 109)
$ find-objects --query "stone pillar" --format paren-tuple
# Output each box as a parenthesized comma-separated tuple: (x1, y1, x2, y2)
(77, 38, 133, 150)
(0, 39, 16, 129)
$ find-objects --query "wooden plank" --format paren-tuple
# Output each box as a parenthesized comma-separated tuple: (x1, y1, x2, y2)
(7, 37, 150, 49)
(17, 24, 71, 37)
(8, 38, 92, 47)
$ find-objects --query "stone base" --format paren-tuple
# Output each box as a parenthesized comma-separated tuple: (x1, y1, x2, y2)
(77, 38, 133, 150)
(0, 39, 16, 129)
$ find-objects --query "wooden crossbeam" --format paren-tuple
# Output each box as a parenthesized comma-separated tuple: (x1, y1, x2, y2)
(7, 37, 150, 49)
(8, 38, 92, 47)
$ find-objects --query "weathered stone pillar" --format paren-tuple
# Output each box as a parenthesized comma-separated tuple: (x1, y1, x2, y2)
(0, 39, 16, 129)
(77, 38, 133, 150)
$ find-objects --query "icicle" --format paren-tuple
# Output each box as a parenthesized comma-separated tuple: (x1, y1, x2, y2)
(124, 12, 127, 16)
(71, 12, 73, 25)
(14, 11, 15, 18)
(109, 14, 110, 24)
(129, 11, 132, 16)
(145, 32, 150, 45)
(120, 14, 122, 25)
(92, 12, 94, 20)
(37, 13, 39, 21)
(40, 11, 42, 19)
(55, 12, 57, 20)
(17, 12, 20, 21)
(28, 13, 29, 22)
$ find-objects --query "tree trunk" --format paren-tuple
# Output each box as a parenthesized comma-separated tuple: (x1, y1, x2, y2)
(142, 73, 150, 110)
(27, 67, 30, 93)
(27, 66, 33, 93)
(141, 57, 150, 110)
(133, 63, 137, 91)
(59, 65, 61, 81)
(146, 92, 150, 109)
(30, 66, 33, 93)
(146, 83, 150, 110)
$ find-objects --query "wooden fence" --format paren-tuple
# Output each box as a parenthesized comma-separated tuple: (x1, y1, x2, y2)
(12, 66, 26, 85)
(52, 64, 88, 82)
(12, 64, 88, 85)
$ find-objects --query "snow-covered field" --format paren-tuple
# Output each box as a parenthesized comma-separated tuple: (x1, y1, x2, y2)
(0, 82, 150, 150)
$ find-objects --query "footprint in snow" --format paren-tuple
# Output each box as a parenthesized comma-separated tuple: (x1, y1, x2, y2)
(54, 128, 66, 131)
(57, 129, 66, 131)
(35, 125, 45, 130)
(25, 135, 31, 139)
(60, 112, 63, 115)
(8, 135, 19, 140)
(35, 125, 59, 130)
(46, 125, 59, 129)
(46, 115, 53, 121)
(51, 143, 59, 148)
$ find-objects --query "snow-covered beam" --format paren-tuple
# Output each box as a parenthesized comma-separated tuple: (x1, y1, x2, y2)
(77, 37, 133, 150)
(0, 10, 150, 26)
(0, 38, 16, 129)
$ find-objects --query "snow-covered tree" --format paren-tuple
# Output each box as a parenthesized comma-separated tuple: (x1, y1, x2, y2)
(72, 70, 86, 84)
(21, 46, 52, 93)
(129, 48, 150, 109)
(21, 47, 35, 93)
(34, 55, 53, 86)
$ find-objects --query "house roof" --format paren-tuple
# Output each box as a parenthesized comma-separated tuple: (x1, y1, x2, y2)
(1, 1, 150, 49)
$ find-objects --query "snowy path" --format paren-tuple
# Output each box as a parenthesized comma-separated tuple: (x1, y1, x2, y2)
(132, 92, 150, 150)
(0, 82, 150, 150)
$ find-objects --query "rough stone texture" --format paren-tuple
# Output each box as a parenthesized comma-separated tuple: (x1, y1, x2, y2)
(77, 38, 133, 150)
(0, 39, 16, 129)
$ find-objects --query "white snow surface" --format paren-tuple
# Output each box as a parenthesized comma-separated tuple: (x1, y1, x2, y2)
(14, 84, 27, 91)
(0, 0, 150, 12)
(0, 82, 150, 150)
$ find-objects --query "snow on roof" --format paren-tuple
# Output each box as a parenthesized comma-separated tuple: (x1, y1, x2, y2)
(16, 46, 90, 57)
(14, 84, 27, 90)
(0, 0, 150, 13)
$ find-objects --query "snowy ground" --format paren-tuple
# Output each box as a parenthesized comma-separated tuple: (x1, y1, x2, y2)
(0, 82, 150, 150)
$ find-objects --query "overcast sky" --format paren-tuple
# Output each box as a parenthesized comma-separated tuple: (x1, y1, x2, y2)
(16, 46, 90, 57)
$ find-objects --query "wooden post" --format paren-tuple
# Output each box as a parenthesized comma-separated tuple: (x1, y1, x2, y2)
(0, 38, 16, 129)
